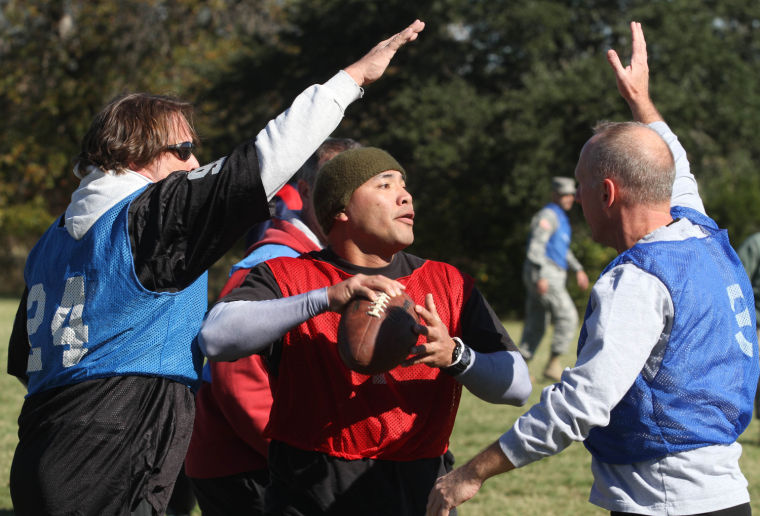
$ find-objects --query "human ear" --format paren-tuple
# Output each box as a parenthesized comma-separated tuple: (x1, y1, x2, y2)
(297, 179, 310, 198)
(601, 178, 616, 208)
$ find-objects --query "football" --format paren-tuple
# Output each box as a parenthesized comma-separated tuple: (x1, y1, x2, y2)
(337, 291, 420, 375)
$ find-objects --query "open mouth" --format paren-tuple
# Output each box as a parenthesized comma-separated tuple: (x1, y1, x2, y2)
(397, 212, 415, 224)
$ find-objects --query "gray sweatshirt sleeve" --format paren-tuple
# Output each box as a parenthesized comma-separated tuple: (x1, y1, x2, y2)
(455, 348, 532, 406)
(649, 121, 705, 214)
(256, 71, 363, 200)
(497, 264, 672, 467)
(199, 288, 330, 361)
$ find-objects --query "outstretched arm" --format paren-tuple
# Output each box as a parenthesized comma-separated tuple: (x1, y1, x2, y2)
(257, 19, 425, 199)
(607, 21, 662, 124)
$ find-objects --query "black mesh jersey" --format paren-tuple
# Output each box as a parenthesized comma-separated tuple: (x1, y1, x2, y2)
(7, 139, 270, 515)
(8, 139, 269, 382)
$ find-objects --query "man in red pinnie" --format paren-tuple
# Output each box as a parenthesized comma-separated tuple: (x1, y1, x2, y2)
(199, 147, 532, 515)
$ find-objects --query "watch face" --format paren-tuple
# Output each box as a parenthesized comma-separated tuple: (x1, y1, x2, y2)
(451, 343, 462, 364)
(443, 340, 467, 375)
(460, 345, 472, 367)
(456, 345, 472, 369)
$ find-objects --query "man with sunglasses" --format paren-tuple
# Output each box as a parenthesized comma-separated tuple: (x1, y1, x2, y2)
(6, 20, 424, 516)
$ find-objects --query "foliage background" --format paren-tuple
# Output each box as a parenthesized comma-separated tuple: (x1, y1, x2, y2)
(2, 0, 760, 317)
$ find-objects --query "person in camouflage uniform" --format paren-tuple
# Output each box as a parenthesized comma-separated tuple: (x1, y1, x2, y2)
(519, 177, 588, 380)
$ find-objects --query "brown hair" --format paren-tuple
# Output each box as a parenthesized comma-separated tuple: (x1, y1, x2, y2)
(75, 93, 198, 175)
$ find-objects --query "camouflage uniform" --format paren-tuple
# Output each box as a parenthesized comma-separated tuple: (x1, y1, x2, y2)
(520, 193, 583, 363)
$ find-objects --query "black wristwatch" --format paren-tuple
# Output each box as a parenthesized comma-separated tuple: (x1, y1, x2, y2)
(444, 337, 472, 376)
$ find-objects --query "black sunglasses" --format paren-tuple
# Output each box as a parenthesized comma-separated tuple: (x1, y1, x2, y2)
(165, 141, 196, 161)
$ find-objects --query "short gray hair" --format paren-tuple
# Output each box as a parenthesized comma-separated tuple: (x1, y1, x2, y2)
(582, 121, 675, 205)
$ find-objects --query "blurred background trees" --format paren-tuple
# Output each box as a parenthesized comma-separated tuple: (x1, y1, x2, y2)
(2, 0, 760, 316)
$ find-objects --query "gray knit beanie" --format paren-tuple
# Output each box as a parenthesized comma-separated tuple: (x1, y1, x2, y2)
(313, 147, 406, 233)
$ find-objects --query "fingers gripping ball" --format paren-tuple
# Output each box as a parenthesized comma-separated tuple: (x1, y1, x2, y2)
(337, 291, 419, 375)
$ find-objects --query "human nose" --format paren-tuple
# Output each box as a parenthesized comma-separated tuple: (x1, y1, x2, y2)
(398, 185, 413, 205)
(188, 154, 200, 170)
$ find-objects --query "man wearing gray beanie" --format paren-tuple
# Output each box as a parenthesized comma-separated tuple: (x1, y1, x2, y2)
(196, 146, 532, 515)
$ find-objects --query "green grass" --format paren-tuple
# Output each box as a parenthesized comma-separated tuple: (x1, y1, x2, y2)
(0, 299, 26, 513)
(0, 302, 757, 515)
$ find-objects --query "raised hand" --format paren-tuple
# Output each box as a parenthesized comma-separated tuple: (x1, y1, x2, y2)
(343, 19, 425, 87)
(606, 21, 661, 123)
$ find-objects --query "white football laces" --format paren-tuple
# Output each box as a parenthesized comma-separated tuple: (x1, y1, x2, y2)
(366, 292, 391, 318)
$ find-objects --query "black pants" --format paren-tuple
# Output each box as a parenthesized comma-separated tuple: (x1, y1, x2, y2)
(189, 469, 269, 516)
(265, 440, 456, 516)
(11, 376, 194, 516)
(167, 465, 197, 515)
(612, 502, 751, 516)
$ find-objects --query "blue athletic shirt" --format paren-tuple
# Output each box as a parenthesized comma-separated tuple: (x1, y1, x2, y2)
(544, 203, 572, 270)
(581, 206, 758, 464)
(23, 188, 206, 395)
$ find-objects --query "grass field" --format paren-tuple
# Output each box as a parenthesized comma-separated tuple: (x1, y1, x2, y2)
(0, 299, 26, 514)
(0, 299, 758, 515)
